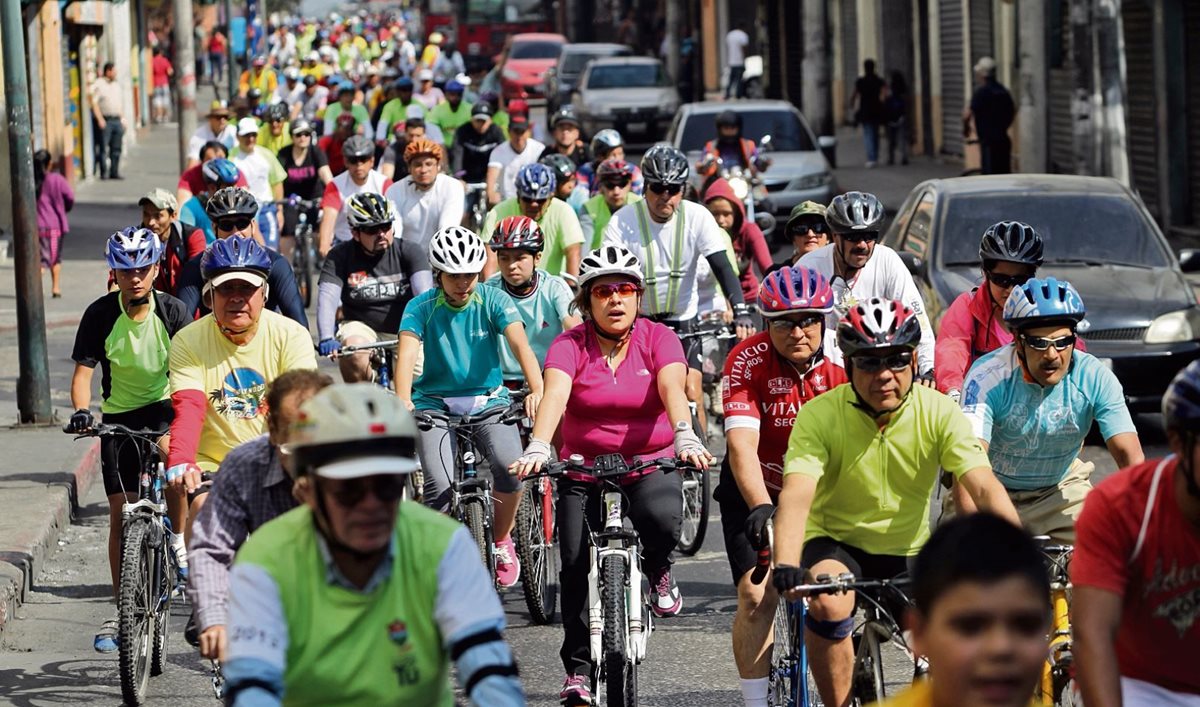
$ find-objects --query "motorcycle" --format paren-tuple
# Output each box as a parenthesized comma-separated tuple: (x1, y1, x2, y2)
(699, 135, 778, 237)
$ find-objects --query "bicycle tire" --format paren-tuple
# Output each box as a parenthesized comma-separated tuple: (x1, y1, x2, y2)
(462, 500, 492, 577)
(1053, 666, 1078, 707)
(150, 524, 175, 677)
(676, 466, 710, 556)
(602, 553, 631, 707)
(516, 479, 558, 624)
(118, 519, 154, 705)
(850, 624, 886, 706)
(294, 226, 315, 308)
(768, 600, 795, 706)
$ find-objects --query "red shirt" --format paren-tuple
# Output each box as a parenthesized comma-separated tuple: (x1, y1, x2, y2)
(721, 331, 847, 492)
(319, 135, 348, 176)
(1072, 457, 1200, 695)
(152, 55, 173, 88)
(177, 164, 249, 196)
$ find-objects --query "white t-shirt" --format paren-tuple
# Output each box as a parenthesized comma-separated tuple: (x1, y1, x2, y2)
(601, 200, 727, 320)
(384, 174, 466, 250)
(320, 170, 393, 243)
(188, 123, 238, 161)
(726, 29, 749, 67)
(797, 242, 936, 374)
(488, 138, 546, 202)
(230, 149, 279, 203)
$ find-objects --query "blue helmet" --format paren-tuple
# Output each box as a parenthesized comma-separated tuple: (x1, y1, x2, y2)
(1002, 277, 1086, 329)
(1163, 360, 1200, 432)
(444, 79, 464, 94)
(105, 227, 164, 270)
(515, 163, 555, 201)
(201, 158, 240, 186)
(200, 236, 272, 282)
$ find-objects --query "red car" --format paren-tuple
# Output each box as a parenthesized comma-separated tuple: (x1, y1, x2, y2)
(501, 33, 567, 101)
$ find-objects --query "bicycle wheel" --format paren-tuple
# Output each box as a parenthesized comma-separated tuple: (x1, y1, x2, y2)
(294, 227, 314, 308)
(118, 519, 155, 705)
(601, 553, 632, 707)
(462, 500, 492, 576)
(850, 625, 886, 706)
(516, 479, 558, 624)
(676, 466, 710, 556)
(768, 600, 795, 706)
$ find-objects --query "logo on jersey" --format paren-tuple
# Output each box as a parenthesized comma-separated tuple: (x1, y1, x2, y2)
(811, 372, 827, 391)
(768, 376, 793, 395)
(726, 402, 751, 412)
(347, 272, 411, 302)
(388, 619, 409, 646)
(209, 368, 267, 419)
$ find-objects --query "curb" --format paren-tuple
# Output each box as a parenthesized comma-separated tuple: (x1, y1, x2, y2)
(0, 317, 81, 335)
(0, 438, 100, 634)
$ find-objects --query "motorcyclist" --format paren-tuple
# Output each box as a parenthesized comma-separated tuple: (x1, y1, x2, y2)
(697, 110, 769, 184)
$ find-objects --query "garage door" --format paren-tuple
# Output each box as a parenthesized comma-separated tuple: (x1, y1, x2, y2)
(1123, 0, 1159, 218)
(1186, 2, 1200, 225)
(940, 0, 965, 157)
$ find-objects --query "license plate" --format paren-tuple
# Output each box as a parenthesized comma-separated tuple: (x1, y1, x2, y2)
(627, 121, 647, 133)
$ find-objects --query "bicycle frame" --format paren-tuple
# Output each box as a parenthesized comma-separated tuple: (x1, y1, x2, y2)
(337, 339, 397, 390)
(587, 485, 650, 666)
(1036, 540, 1074, 705)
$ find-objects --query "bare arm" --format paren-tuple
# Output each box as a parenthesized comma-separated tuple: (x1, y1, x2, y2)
(527, 368, 570, 444)
(563, 244, 581, 283)
(727, 427, 772, 508)
(1106, 432, 1144, 469)
(317, 165, 333, 185)
(70, 364, 95, 411)
(393, 331, 421, 409)
(379, 162, 396, 180)
(656, 361, 695, 434)
(955, 465, 1021, 527)
(773, 472, 818, 569)
(1072, 585, 1125, 707)
(485, 165, 501, 206)
(503, 321, 545, 419)
(318, 206, 338, 257)
(561, 313, 583, 329)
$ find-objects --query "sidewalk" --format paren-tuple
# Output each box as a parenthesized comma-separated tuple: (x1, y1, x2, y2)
(829, 125, 962, 212)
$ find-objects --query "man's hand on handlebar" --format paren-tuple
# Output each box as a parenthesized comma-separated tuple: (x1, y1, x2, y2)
(772, 564, 808, 600)
(733, 303, 756, 340)
(67, 408, 94, 434)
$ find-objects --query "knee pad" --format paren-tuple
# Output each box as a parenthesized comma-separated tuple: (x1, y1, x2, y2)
(805, 613, 855, 640)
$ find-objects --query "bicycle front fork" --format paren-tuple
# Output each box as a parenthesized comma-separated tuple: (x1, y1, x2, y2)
(1039, 587, 1073, 704)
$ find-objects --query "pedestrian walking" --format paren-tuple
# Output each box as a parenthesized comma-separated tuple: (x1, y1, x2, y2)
(151, 47, 174, 124)
(34, 149, 73, 298)
(724, 22, 749, 99)
(965, 56, 1016, 174)
(884, 70, 909, 166)
(851, 59, 886, 168)
(209, 28, 227, 86)
(90, 62, 125, 179)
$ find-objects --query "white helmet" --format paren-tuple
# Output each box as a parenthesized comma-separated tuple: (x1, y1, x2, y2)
(429, 225, 487, 274)
(578, 246, 643, 289)
(287, 384, 418, 479)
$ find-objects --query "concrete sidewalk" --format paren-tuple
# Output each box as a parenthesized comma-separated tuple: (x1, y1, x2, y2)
(830, 124, 962, 212)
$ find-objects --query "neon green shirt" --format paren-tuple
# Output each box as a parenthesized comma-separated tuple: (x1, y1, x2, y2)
(426, 100, 473, 147)
(101, 295, 172, 414)
(481, 198, 585, 277)
(583, 192, 642, 249)
(783, 384, 991, 556)
(378, 98, 424, 138)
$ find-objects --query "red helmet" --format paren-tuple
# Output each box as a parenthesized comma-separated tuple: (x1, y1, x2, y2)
(758, 266, 834, 316)
(596, 159, 636, 182)
(837, 298, 922, 357)
(488, 216, 544, 253)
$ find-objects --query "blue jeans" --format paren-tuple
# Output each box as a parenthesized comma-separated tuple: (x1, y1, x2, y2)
(862, 121, 880, 164)
(98, 118, 124, 177)
(726, 65, 745, 99)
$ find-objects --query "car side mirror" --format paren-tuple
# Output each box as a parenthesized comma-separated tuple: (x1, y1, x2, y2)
(1180, 249, 1200, 273)
(898, 251, 927, 279)
(817, 135, 837, 168)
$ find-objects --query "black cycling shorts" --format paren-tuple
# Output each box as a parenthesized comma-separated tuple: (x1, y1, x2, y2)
(99, 400, 173, 497)
(800, 537, 912, 583)
(715, 457, 766, 584)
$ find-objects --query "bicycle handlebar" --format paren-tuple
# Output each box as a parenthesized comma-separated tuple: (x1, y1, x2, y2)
(790, 572, 912, 597)
(414, 402, 524, 430)
(335, 339, 399, 356)
(526, 454, 693, 482)
(286, 195, 322, 210)
(64, 422, 165, 443)
(678, 328, 739, 342)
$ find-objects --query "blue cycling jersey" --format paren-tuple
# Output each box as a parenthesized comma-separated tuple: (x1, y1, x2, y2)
(961, 345, 1135, 490)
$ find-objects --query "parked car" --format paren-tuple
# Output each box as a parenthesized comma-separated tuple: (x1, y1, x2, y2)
(665, 100, 837, 215)
(544, 42, 632, 118)
(883, 174, 1200, 411)
(500, 32, 567, 101)
(571, 57, 680, 141)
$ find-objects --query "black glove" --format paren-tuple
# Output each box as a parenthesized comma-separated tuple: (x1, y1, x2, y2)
(68, 408, 93, 433)
(915, 369, 935, 385)
(743, 503, 775, 551)
(772, 564, 806, 595)
(733, 303, 755, 331)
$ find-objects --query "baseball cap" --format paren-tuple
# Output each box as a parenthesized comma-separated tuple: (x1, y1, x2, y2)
(787, 201, 828, 232)
(209, 270, 267, 290)
(206, 100, 232, 118)
(417, 69, 433, 82)
(508, 113, 530, 132)
(303, 75, 318, 87)
(394, 76, 414, 90)
(139, 188, 178, 212)
(471, 102, 494, 120)
(236, 117, 260, 136)
(974, 56, 997, 75)
(283, 67, 300, 80)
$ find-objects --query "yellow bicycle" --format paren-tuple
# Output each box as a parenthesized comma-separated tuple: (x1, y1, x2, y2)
(1035, 537, 1077, 706)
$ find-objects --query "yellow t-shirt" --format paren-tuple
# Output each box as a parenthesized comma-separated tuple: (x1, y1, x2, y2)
(871, 680, 1039, 707)
(169, 310, 317, 470)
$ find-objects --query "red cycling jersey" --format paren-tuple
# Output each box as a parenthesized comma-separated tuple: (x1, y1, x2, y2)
(721, 331, 847, 492)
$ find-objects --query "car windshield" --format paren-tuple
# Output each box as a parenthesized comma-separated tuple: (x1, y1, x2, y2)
(510, 41, 562, 60)
(677, 109, 816, 152)
(586, 64, 666, 89)
(562, 49, 625, 75)
(939, 193, 1171, 268)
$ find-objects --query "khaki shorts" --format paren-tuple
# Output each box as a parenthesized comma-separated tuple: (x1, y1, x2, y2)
(940, 458, 1094, 544)
(334, 321, 423, 377)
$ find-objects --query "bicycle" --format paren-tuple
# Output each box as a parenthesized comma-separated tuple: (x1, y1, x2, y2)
(523, 454, 693, 707)
(68, 424, 179, 706)
(1034, 537, 1076, 706)
(506, 388, 560, 625)
(464, 181, 488, 233)
(286, 195, 321, 308)
(749, 526, 822, 707)
(331, 338, 397, 390)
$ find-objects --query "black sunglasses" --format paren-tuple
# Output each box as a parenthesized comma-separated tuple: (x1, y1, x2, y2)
(840, 231, 879, 243)
(346, 155, 374, 164)
(326, 475, 407, 507)
(519, 196, 547, 205)
(217, 217, 254, 231)
(1020, 333, 1076, 352)
(768, 314, 824, 331)
(600, 178, 632, 190)
(852, 350, 913, 373)
(789, 222, 829, 236)
(987, 271, 1032, 289)
(355, 223, 392, 235)
(647, 183, 683, 196)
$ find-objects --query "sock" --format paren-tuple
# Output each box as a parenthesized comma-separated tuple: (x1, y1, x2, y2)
(739, 677, 769, 707)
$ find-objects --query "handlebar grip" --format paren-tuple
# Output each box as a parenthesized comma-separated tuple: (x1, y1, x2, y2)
(749, 546, 771, 585)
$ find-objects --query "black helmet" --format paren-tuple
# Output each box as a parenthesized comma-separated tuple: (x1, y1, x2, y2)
(290, 118, 316, 136)
(247, 88, 263, 102)
(345, 192, 396, 229)
(539, 153, 576, 184)
(264, 103, 289, 122)
(550, 106, 580, 128)
(1164, 360, 1200, 432)
(640, 144, 689, 187)
(715, 110, 741, 130)
(979, 221, 1044, 267)
(204, 187, 260, 220)
(342, 135, 374, 160)
(826, 191, 885, 233)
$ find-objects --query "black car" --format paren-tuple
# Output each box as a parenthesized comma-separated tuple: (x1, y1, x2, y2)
(543, 42, 631, 118)
(883, 174, 1200, 411)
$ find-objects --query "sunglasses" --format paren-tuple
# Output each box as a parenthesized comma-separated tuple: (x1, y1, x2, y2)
(852, 350, 913, 373)
(519, 196, 547, 206)
(768, 314, 824, 331)
(987, 271, 1032, 289)
(647, 183, 683, 196)
(1020, 333, 1076, 351)
(292, 131, 313, 138)
(840, 231, 879, 243)
(355, 223, 392, 235)
(217, 217, 254, 231)
(790, 222, 829, 236)
(346, 156, 373, 165)
(590, 282, 643, 299)
(601, 178, 632, 190)
(326, 474, 407, 507)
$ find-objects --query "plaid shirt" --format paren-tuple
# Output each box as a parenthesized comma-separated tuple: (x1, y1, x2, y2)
(188, 435, 298, 630)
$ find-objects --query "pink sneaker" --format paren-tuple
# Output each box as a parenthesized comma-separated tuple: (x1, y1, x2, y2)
(494, 535, 521, 588)
(648, 566, 682, 617)
(560, 673, 593, 705)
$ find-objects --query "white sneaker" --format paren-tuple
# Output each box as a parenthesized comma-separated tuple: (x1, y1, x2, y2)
(171, 532, 188, 581)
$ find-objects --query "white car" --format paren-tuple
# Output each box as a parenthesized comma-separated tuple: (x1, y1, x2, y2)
(571, 57, 680, 141)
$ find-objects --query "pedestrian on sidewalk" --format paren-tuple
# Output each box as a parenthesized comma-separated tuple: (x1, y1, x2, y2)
(884, 70, 909, 166)
(724, 22, 749, 99)
(851, 59, 886, 168)
(964, 57, 1015, 175)
(34, 149, 73, 298)
(151, 47, 174, 123)
(90, 62, 126, 179)
(209, 28, 227, 86)
(187, 101, 237, 169)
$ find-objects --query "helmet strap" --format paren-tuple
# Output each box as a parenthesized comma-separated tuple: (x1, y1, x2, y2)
(503, 268, 538, 298)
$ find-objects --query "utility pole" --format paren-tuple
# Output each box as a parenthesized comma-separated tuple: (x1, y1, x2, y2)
(664, 0, 681, 82)
(1017, 0, 1047, 173)
(224, 0, 235, 102)
(174, 0, 198, 171)
(1, 0, 53, 423)
(802, 0, 832, 137)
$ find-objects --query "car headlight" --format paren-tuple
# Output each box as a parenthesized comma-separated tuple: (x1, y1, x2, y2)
(792, 173, 834, 190)
(729, 176, 751, 201)
(1145, 308, 1200, 343)
(502, 68, 520, 81)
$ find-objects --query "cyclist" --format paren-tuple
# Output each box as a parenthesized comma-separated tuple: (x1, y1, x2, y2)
(384, 137, 464, 250)
(481, 162, 584, 282)
(540, 152, 587, 214)
(238, 55, 277, 98)
(230, 117, 286, 251)
(577, 129, 644, 196)
(68, 228, 191, 653)
(223, 384, 525, 706)
(798, 190, 936, 377)
(937, 221, 1046, 402)
(374, 77, 422, 142)
(696, 109, 769, 182)
(426, 79, 472, 148)
(451, 102, 504, 213)
(177, 139, 248, 206)
(317, 192, 431, 383)
(296, 75, 329, 127)
(714, 266, 847, 707)
(394, 225, 544, 588)
(486, 111, 543, 206)
(537, 107, 590, 167)
(765, 201, 829, 276)
(257, 103, 293, 154)
(187, 369, 332, 658)
(317, 135, 392, 256)
(511, 246, 713, 706)
(139, 188, 206, 296)
(378, 117, 425, 181)
(771, 297, 1019, 707)
(580, 158, 641, 250)
(322, 82, 370, 136)
(176, 187, 309, 327)
(1072, 360, 1200, 706)
(318, 112, 360, 177)
(180, 158, 242, 244)
(277, 118, 332, 254)
(702, 176, 772, 302)
(959, 277, 1143, 541)
(484, 216, 581, 385)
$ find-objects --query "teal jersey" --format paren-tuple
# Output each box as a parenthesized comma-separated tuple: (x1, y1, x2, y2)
(484, 270, 574, 380)
(400, 285, 521, 410)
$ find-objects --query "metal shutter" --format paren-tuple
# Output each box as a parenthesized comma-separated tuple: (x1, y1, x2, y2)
(1047, 0, 1073, 173)
(783, 0, 804, 105)
(1187, 3, 1200, 225)
(1122, 0, 1159, 218)
(940, 0, 964, 156)
(842, 0, 858, 111)
(969, 0, 993, 66)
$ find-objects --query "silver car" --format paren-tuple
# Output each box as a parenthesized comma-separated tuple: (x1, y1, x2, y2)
(571, 57, 680, 141)
(665, 100, 838, 214)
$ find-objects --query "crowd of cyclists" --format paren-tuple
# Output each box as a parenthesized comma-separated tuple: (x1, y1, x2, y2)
(59, 10, 1200, 707)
